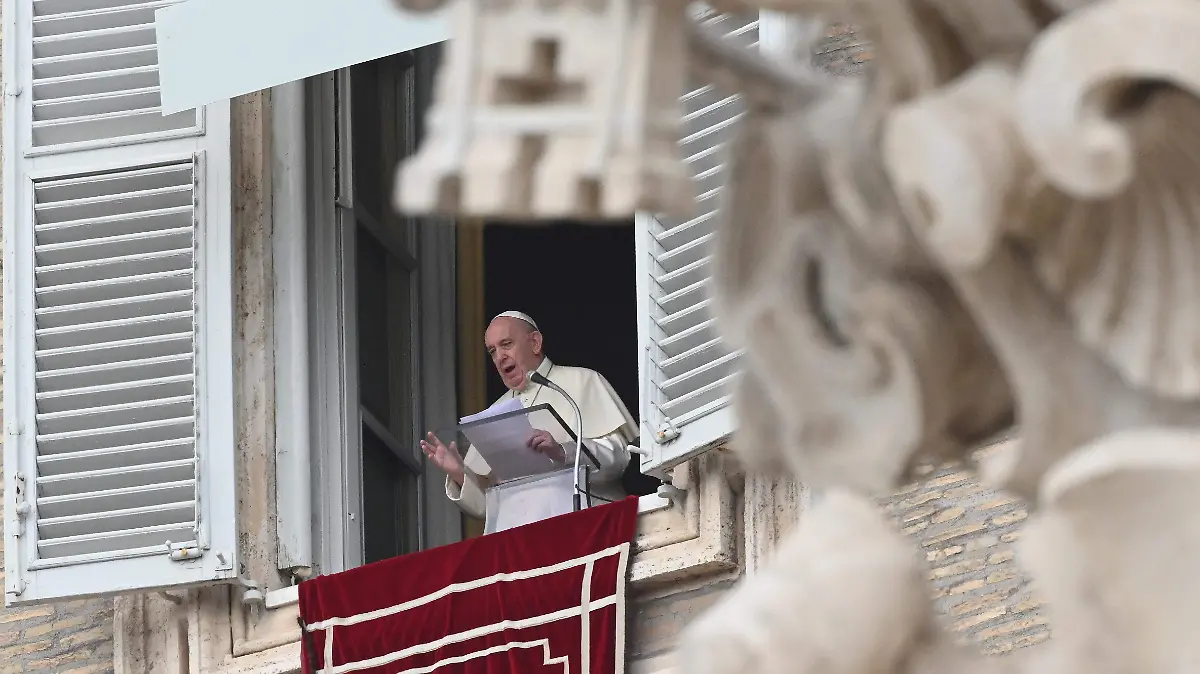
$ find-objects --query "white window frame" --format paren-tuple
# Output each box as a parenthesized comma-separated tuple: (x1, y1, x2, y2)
(274, 60, 460, 578)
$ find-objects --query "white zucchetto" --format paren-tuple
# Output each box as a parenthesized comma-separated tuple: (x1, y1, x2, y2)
(491, 310, 539, 331)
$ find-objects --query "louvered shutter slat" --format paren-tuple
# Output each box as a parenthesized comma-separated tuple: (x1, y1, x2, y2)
(7, 0, 236, 603)
(35, 479, 194, 519)
(37, 499, 192, 537)
(658, 338, 729, 380)
(37, 373, 193, 412)
(636, 6, 758, 476)
(37, 268, 192, 307)
(657, 255, 710, 294)
(38, 457, 194, 496)
(37, 352, 191, 388)
(37, 521, 197, 560)
(36, 436, 194, 474)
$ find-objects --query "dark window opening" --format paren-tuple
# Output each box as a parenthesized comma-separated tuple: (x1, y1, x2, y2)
(482, 221, 660, 496)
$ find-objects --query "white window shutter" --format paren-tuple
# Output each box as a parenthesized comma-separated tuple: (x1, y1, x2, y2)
(3, 0, 237, 604)
(635, 8, 758, 478)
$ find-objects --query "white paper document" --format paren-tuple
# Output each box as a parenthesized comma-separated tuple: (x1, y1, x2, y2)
(459, 399, 561, 482)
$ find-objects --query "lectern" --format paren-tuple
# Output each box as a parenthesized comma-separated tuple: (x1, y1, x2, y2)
(458, 403, 601, 534)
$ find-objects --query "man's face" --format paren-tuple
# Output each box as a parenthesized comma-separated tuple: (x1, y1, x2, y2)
(485, 317, 543, 391)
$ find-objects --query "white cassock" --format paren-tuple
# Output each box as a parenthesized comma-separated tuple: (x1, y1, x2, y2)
(446, 356, 637, 532)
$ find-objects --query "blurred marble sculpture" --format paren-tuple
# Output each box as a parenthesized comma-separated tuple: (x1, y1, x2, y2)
(394, 0, 697, 218)
(393, 0, 1200, 672)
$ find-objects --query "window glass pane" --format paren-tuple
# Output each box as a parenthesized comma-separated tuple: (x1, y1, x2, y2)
(385, 263, 415, 444)
(351, 54, 415, 245)
(356, 223, 415, 439)
(350, 59, 387, 225)
(349, 46, 440, 566)
(361, 423, 419, 564)
(357, 225, 391, 421)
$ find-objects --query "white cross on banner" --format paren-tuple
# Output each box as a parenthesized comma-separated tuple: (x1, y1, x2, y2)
(299, 498, 638, 674)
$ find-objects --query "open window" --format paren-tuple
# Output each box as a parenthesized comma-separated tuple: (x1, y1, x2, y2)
(299, 47, 461, 575)
(470, 221, 661, 504)
(282, 7, 769, 570)
(465, 9, 768, 487)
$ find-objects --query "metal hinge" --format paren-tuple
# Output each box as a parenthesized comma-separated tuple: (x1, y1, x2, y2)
(643, 345, 680, 446)
(7, 459, 28, 597)
(11, 472, 29, 538)
(655, 417, 680, 445)
(167, 541, 204, 561)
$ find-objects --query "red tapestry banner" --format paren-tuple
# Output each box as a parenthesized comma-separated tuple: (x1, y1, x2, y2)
(299, 497, 639, 674)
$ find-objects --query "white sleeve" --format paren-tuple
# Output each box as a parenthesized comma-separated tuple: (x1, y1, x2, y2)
(569, 432, 630, 484)
(445, 471, 486, 520)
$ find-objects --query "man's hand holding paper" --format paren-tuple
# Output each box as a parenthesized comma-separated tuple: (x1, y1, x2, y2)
(526, 429, 566, 463)
(457, 398, 565, 482)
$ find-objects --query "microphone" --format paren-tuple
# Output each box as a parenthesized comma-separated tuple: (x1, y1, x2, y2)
(527, 370, 600, 512)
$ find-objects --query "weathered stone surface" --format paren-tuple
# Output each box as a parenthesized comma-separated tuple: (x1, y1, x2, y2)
(812, 22, 873, 76)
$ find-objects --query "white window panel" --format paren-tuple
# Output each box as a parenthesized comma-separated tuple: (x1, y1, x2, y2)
(635, 7, 758, 478)
(28, 0, 201, 155)
(5, 0, 235, 604)
(153, 0, 448, 114)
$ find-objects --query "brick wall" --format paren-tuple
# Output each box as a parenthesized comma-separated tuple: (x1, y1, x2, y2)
(890, 451, 1050, 655)
(0, 19, 117, 674)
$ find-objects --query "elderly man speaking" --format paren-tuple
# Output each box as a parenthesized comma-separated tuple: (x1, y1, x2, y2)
(421, 311, 637, 530)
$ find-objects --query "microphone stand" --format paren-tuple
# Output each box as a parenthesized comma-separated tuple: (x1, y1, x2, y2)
(527, 371, 600, 512)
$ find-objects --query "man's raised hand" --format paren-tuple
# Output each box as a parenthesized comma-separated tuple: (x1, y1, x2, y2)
(421, 432, 466, 486)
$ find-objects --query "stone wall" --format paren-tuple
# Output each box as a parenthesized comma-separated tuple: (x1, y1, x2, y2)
(630, 577, 741, 672)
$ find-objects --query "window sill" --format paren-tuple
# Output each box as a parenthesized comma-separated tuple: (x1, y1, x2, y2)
(629, 453, 737, 586)
(637, 493, 673, 515)
(265, 584, 299, 610)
